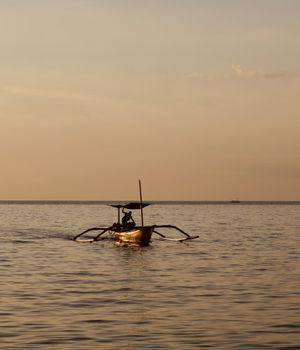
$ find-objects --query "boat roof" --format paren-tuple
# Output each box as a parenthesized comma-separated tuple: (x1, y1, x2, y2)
(110, 202, 150, 210)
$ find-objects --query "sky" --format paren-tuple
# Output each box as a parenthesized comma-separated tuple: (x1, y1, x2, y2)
(1, 0, 300, 200)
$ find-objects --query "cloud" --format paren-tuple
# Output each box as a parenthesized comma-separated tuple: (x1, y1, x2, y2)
(185, 65, 294, 82)
(185, 71, 212, 80)
(2, 86, 94, 101)
(184, 72, 221, 81)
(185, 71, 202, 79)
(231, 64, 256, 78)
(231, 64, 292, 80)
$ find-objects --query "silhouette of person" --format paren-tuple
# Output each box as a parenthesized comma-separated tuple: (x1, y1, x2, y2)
(122, 208, 135, 229)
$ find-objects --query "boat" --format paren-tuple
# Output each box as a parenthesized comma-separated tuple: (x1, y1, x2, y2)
(229, 200, 240, 204)
(112, 225, 153, 246)
(106, 202, 153, 245)
(73, 181, 199, 245)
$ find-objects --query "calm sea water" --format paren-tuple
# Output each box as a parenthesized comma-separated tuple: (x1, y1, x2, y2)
(0, 202, 299, 349)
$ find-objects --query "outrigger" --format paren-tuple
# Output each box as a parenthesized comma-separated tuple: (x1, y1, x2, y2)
(73, 181, 199, 245)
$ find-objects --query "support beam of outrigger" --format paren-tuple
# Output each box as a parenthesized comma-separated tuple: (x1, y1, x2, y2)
(152, 225, 199, 242)
(73, 226, 113, 242)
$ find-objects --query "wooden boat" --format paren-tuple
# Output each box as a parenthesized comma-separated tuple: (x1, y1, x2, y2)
(113, 226, 153, 245)
(107, 201, 153, 245)
(73, 181, 199, 245)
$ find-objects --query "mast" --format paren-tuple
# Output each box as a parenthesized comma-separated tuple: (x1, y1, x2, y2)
(139, 179, 144, 227)
(117, 207, 120, 225)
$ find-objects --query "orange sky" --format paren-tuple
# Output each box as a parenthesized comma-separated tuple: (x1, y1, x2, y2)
(1, 1, 299, 200)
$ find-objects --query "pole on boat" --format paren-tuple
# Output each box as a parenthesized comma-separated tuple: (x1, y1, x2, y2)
(117, 207, 120, 225)
(139, 179, 144, 227)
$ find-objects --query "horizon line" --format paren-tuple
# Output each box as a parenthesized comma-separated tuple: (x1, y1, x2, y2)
(0, 199, 299, 204)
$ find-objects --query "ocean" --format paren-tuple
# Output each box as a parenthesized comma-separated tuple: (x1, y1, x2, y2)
(1, 202, 299, 349)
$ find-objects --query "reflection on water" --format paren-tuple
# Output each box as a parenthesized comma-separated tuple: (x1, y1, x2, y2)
(0, 203, 300, 349)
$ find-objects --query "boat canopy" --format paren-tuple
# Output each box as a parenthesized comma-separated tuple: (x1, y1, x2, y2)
(110, 202, 150, 210)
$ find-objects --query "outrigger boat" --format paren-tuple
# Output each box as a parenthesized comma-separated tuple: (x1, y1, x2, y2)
(73, 181, 199, 245)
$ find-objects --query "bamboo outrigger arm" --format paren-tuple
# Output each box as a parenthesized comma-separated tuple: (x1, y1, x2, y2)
(73, 224, 199, 243)
(152, 224, 199, 242)
(73, 226, 113, 242)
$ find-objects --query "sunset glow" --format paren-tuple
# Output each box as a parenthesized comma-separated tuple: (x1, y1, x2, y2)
(1, 1, 299, 200)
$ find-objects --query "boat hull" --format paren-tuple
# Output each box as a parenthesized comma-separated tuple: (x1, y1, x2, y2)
(112, 226, 153, 245)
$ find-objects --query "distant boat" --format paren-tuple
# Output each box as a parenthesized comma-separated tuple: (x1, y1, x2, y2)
(73, 181, 199, 245)
(229, 200, 240, 204)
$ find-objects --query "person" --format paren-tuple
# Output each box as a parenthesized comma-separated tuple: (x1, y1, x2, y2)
(122, 208, 135, 229)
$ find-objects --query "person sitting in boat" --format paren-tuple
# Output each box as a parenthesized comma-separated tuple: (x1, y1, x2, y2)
(112, 222, 122, 231)
(122, 208, 136, 229)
